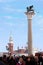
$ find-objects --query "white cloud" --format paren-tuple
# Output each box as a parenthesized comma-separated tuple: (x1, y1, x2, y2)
(37, 16, 43, 26)
(0, 0, 16, 3)
(4, 16, 14, 19)
(2, 6, 24, 13)
(0, 0, 4, 2)
(0, 28, 3, 31)
(3, 7, 14, 12)
(40, 28, 43, 31)
(16, 9, 24, 12)
(33, 14, 43, 25)
(5, 22, 15, 26)
(3, 16, 21, 20)
(3, 22, 26, 27)
(32, 14, 43, 32)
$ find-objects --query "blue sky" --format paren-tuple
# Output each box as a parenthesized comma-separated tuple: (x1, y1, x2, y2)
(0, 0, 43, 52)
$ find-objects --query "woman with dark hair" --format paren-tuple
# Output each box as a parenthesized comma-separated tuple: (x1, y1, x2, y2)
(16, 57, 25, 65)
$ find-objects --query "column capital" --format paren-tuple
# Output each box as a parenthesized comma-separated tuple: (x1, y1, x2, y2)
(25, 11, 35, 19)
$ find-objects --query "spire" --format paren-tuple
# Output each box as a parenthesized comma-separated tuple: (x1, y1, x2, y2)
(9, 32, 13, 43)
(9, 36, 13, 43)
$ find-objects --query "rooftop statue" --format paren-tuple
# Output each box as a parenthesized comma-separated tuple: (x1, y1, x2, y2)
(26, 5, 34, 12)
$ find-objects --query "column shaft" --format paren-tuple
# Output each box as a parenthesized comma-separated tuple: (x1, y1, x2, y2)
(28, 19, 32, 55)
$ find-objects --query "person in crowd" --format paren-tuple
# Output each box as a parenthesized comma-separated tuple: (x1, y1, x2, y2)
(30, 55, 38, 65)
(38, 54, 43, 65)
(0, 61, 6, 65)
(26, 56, 31, 65)
(8, 56, 16, 65)
(34, 56, 39, 65)
(2, 55, 8, 65)
(16, 57, 25, 65)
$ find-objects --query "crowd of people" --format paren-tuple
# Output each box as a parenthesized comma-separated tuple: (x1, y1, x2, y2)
(0, 54, 43, 65)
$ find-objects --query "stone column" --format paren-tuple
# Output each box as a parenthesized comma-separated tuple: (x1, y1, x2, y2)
(25, 9, 35, 55)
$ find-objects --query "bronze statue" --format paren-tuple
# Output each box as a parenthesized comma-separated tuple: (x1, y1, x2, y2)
(26, 5, 34, 12)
